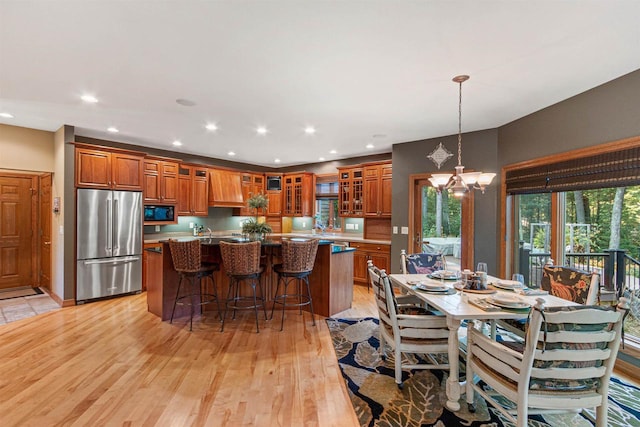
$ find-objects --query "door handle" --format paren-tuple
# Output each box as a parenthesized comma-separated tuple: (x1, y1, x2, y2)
(44, 241, 51, 245)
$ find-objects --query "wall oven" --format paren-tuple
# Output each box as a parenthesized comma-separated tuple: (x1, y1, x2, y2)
(266, 175, 282, 191)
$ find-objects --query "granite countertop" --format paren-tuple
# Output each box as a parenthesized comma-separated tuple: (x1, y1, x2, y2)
(144, 232, 390, 246)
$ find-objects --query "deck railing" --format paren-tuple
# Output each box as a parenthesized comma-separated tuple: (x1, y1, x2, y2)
(517, 244, 639, 298)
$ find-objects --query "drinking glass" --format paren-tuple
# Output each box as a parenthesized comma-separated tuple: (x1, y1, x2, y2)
(476, 262, 488, 273)
(512, 273, 525, 286)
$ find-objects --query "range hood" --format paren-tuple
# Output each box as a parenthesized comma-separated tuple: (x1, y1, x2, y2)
(208, 169, 244, 207)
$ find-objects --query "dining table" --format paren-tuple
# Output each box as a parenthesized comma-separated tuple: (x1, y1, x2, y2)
(388, 273, 578, 412)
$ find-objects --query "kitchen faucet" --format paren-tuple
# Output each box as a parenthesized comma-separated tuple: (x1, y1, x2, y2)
(314, 221, 326, 235)
(207, 227, 213, 238)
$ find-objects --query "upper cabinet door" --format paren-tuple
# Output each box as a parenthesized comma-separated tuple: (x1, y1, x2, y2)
(161, 162, 179, 203)
(363, 162, 392, 218)
(111, 153, 144, 191)
(76, 148, 111, 189)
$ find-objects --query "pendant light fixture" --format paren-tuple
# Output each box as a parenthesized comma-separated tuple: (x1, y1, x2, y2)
(429, 75, 495, 197)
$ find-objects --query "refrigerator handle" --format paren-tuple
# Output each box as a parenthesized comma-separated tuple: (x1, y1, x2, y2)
(83, 256, 141, 265)
(106, 199, 113, 255)
(113, 198, 119, 252)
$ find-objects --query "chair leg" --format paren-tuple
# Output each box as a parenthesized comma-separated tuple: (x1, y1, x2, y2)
(280, 277, 288, 331)
(298, 279, 303, 315)
(209, 274, 222, 321)
(221, 277, 235, 332)
(270, 275, 282, 320)
(304, 276, 315, 326)
(251, 279, 260, 333)
(170, 275, 184, 325)
(395, 346, 403, 388)
(256, 276, 268, 321)
(189, 277, 195, 331)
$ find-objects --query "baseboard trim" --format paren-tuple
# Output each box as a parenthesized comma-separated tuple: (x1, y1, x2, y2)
(615, 357, 640, 385)
(44, 289, 76, 307)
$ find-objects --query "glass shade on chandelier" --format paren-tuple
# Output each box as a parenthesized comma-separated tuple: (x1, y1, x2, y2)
(429, 75, 495, 197)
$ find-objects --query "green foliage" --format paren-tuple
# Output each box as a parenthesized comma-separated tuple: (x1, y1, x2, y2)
(242, 217, 272, 236)
(520, 186, 640, 254)
(421, 187, 461, 238)
(247, 193, 269, 211)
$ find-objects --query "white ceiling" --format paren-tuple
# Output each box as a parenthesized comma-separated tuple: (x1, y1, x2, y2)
(1, 1, 639, 167)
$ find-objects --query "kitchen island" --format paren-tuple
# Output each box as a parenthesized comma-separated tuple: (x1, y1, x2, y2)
(146, 236, 355, 321)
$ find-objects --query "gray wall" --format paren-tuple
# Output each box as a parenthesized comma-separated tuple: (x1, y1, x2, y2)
(499, 69, 640, 166)
(391, 129, 499, 274)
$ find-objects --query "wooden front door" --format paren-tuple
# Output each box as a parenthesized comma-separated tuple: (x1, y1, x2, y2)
(39, 174, 52, 290)
(0, 174, 36, 289)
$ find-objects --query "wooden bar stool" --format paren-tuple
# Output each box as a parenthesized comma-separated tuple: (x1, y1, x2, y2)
(219, 241, 268, 333)
(271, 238, 319, 331)
(168, 239, 221, 331)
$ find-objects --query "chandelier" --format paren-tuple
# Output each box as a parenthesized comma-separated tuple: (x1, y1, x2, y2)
(429, 75, 495, 197)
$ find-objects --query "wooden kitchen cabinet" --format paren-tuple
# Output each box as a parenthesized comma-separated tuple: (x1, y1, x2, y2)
(338, 167, 364, 217)
(266, 174, 283, 217)
(143, 157, 179, 204)
(177, 164, 209, 216)
(282, 172, 315, 217)
(143, 242, 163, 293)
(236, 173, 265, 216)
(75, 145, 144, 191)
(363, 161, 392, 218)
(348, 241, 391, 285)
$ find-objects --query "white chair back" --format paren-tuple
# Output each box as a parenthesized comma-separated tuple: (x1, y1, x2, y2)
(466, 297, 629, 427)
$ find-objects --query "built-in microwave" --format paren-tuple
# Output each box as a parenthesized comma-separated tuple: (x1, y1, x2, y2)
(144, 205, 175, 222)
(266, 175, 282, 191)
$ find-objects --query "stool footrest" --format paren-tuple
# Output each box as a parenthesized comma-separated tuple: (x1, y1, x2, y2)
(175, 293, 220, 307)
(272, 294, 312, 308)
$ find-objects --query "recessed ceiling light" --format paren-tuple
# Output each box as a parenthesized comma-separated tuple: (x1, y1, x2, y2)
(318, 157, 325, 161)
(107, 127, 119, 133)
(81, 94, 98, 103)
(274, 158, 281, 163)
(228, 151, 236, 156)
(304, 126, 316, 135)
(0, 112, 14, 118)
(176, 98, 196, 107)
(205, 123, 218, 131)
(329, 149, 337, 154)
(366, 143, 374, 149)
(172, 140, 182, 146)
(256, 126, 268, 135)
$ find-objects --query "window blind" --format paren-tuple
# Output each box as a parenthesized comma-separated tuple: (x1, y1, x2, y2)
(506, 146, 640, 194)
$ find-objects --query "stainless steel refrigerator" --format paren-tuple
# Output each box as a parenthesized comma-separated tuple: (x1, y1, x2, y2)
(76, 189, 143, 302)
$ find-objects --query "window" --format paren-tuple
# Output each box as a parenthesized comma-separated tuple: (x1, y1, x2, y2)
(503, 137, 640, 348)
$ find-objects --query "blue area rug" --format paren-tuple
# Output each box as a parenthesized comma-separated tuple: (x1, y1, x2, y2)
(327, 317, 640, 427)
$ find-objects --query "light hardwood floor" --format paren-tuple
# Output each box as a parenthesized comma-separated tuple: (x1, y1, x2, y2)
(0, 285, 376, 427)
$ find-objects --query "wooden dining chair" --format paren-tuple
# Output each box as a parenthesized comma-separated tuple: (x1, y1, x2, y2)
(466, 297, 629, 427)
(371, 268, 450, 389)
(367, 260, 426, 310)
(500, 265, 600, 337)
(400, 249, 447, 275)
(540, 265, 600, 305)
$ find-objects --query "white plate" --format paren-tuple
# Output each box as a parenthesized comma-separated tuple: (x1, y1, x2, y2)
(488, 297, 530, 309)
(429, 270, 459, 279)
(415, 283, 449, 292)
(495, 279, 523, 289)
